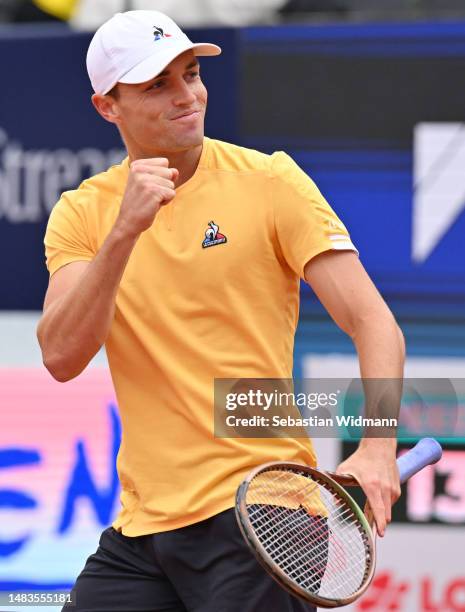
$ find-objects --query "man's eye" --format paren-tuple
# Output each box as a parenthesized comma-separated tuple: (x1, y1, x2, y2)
(188, 71, 199, 78)
(150, 80, 164, 90)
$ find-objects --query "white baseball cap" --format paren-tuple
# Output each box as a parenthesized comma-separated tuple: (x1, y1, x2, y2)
(87, 10, 222, 95)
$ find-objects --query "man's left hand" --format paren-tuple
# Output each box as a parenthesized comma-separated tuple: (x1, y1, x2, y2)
(335, 438, 401, 537)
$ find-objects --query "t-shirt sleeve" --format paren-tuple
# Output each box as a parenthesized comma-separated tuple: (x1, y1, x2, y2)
(271, 151, 358, 279)
(44, 192, 95, 276)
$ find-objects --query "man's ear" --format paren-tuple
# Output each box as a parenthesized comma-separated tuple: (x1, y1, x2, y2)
(91, 93, 120, 124)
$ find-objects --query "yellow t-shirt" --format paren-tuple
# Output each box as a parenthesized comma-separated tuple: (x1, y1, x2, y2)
(44, 138, 357, 536)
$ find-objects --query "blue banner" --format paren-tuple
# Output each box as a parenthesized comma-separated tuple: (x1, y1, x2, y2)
(1, 21, 464, 311)
(241, 22, 465, 312)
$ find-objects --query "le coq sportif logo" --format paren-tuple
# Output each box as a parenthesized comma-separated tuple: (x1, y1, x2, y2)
(153, 26, 171, 42)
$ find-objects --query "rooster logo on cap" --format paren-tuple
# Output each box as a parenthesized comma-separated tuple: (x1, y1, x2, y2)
(153, 26, 172, 41)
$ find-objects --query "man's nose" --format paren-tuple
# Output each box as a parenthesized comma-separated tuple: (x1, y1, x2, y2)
(172, 80, 197, 105)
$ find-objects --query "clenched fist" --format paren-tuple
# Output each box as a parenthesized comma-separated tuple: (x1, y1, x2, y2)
(115, 158, 179, 239)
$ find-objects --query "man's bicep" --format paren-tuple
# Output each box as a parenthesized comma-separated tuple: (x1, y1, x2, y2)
(43, 261, 90, 312)
(304, 250, 393, 337)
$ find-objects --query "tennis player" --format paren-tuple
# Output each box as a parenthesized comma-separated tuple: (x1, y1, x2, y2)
(37, 10, 404, 612)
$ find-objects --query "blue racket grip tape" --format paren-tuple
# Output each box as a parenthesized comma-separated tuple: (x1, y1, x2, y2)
(397, 438, 443, 484)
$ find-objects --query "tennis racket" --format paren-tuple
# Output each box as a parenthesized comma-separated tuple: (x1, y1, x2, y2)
(235, 437, 442, 608)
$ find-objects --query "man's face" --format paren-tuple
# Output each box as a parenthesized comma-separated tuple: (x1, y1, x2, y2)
(111, 50, 207, 156)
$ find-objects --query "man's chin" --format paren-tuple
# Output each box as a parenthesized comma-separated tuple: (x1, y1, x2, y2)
(169, 130, 205, 152)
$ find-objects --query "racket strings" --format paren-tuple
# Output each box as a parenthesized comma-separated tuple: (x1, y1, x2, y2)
(251, 506, 328, 572)
(253, 504, 329, 568)
(250, 501, 361, 593)
(244, 468, 372, 598)
(265, 509, 331, 591)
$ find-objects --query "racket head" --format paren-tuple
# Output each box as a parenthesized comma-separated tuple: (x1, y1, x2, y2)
(235, 462, 376, 608)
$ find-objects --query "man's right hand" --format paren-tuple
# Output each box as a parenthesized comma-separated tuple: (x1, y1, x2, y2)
(115, 158, 179, 238)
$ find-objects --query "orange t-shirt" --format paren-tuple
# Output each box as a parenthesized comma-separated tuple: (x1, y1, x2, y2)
(44, 138, 357, 535)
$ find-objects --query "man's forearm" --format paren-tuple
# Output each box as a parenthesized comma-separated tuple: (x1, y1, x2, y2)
(37, 225, 138, 381)
(352, 312, 405, 379)
(352, 313, 405, 444)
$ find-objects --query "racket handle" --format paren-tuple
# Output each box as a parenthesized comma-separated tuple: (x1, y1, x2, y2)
(397, 438, 443, 484)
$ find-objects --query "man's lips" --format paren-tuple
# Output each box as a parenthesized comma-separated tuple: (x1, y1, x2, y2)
(170, 110, 201, 121)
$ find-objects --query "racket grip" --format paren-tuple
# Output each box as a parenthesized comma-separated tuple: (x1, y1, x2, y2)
(397, 438, 443, 484)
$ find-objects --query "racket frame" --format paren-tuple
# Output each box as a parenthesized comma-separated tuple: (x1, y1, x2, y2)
(235, 461, 376, 608)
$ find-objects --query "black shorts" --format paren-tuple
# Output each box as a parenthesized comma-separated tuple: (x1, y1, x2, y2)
(63, 508, 316, 612)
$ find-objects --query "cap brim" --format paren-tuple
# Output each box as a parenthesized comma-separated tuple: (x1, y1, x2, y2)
(117, 41, 221, 87)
